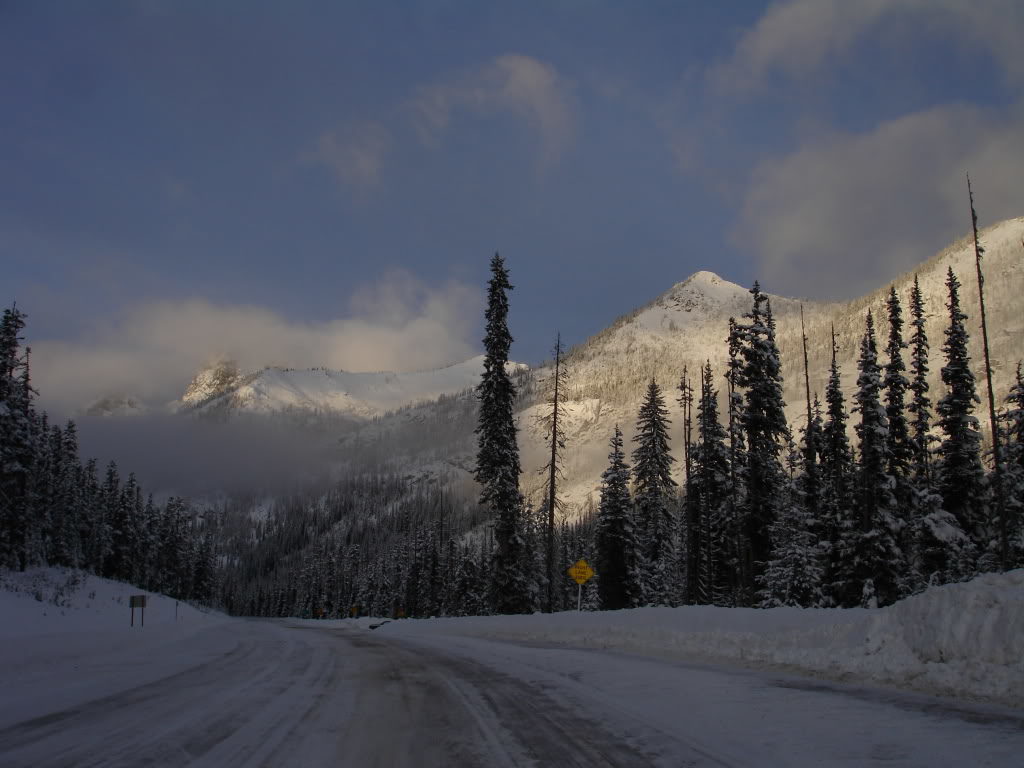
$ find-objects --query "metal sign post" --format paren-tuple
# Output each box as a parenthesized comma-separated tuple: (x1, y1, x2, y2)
(567, 559, 595, 612)
(130, 595, 147, 627)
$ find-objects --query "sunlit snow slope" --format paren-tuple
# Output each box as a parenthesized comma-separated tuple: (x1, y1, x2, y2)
(179, 355, 524, 421)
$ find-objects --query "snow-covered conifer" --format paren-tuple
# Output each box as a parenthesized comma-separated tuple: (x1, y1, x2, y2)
(847, 311, 902, 606)
(937, 268, 985, 548)
(474, 253, 530, 614)
(760, 440, 824, 608)
(820, 328, 855, 604)
(735, 283, 789, 602)
(632, 378, 677, 605)
(595, 425, 641, 610)
(689, 361, 731, 604)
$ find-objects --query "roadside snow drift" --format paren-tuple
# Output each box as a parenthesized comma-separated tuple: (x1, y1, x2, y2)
(379, 570, 1024, 708)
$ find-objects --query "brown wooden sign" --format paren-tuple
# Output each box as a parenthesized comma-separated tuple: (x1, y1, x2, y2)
(130, 595, 147, 627)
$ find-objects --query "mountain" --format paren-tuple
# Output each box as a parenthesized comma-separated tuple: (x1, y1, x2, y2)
(88, 217, 1021, 510)
(343, 216, 1024, 512)
(176, 355, 522, 422)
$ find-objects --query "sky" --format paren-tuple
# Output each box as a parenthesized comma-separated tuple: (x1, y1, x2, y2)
(3, 0, 1024, 417)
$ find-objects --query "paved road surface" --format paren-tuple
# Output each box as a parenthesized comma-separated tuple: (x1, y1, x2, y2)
(0, 619, 1020, 767)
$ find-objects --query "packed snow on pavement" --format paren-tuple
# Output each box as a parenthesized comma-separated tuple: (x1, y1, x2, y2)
(0, 567, 1021, 767)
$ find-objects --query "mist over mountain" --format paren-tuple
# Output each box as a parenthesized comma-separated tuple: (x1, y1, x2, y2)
(72, 217, 1023, 502)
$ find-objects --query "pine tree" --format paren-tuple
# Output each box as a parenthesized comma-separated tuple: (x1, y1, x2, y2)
(937, 268, 985, 549)
(907, 276, 934, 485)
(999, 364, 1024, 567)
(689, 361, 731, 604)
(632, 378, 677, 605)
(847, 311, 902, 606)
(0, 306, 35, 570)
(899, 276, 968, 588)
(884, 287, 913, 498)
(536, 333, 568, 612)
(474, 253, 530, 614)
(595, 425, 641, 610)
(721, 319, 749, 604)
(820, 327, 855, 605)
(735, 283, 789, 602)
(760, 439, 824, 608)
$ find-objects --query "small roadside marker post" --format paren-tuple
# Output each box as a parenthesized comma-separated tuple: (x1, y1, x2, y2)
(567, 559, 595, 612)
(130, 595, 147, 627)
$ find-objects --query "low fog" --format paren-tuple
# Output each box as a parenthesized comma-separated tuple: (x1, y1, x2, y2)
(26, 270, 482, 498)
(29, 270, 481, 419)
(74, 412, 354, 498)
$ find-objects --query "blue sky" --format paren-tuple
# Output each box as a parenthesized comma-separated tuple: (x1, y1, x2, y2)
(3, 0, 1023, 413)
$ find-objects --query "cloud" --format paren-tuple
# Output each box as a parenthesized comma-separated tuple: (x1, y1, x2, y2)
(303, 121, 391, 187)
(411, 54, 574, 169)
(708, 0, 1024, 97)
(29, 270, 482, 416)
(735, 104, 1024, 299)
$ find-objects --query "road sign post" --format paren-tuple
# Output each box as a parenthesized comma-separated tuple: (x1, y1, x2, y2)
(567, 559, 594, 612)
(130, 595, 147, 627)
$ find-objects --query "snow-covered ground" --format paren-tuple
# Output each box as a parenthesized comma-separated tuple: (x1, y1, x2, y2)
(1, 569, 1022, 766)
(379, 569, 1024, 709)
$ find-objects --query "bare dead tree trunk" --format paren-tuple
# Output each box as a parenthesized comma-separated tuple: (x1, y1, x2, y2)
(967, 175, 1006, 570)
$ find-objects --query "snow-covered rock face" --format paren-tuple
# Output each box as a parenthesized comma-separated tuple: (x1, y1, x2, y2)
(181, 360, 245, 409)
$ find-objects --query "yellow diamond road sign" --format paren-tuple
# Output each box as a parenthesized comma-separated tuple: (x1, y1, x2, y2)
(568, 558, 594, 585)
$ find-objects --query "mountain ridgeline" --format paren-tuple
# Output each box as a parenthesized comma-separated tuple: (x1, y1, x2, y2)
(3, 218, 1023, 619)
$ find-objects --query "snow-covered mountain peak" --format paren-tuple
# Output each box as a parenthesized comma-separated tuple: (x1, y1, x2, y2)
(660, 270, 751, 316)
(181, 359, 247, 409)
(176, 355, 510, 421)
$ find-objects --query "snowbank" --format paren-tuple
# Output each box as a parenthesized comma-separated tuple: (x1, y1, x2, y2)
(0, 567, 221, 637)
(0, 568, 233, 726)
(377, 570, 1024, 708)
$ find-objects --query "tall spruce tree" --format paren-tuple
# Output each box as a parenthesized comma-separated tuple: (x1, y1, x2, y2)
(632, 378, 677, 606)
(595, 425, 641, 610)
(735, 283, 789, 602)
(883, 286, 915, 591)
(884, 288, 912, 494)
(689, 361, 730, 604)
(907, 276, 933, 484)
(848, 311, 902, 606)
(537, 333, 568, 613)
(936, 268, 985, 547)
(0, 306, 35, 570)
(901, 274, 972, 588)
(722, 319, 749, 603)
(474, 253, 530, 614)
(820, 327, 854, 605)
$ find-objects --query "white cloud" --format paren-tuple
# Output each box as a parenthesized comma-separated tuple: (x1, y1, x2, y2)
(704, 0, 1024, 298)
(411, 54, 574, 169)
(735, 104, 1024, 299)
(709, 0, 1024, 97)
(30, 271, 482, 415)
(304, 121, 391, 187)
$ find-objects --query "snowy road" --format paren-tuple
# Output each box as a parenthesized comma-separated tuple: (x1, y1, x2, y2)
(1, 618, 1022, 767)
